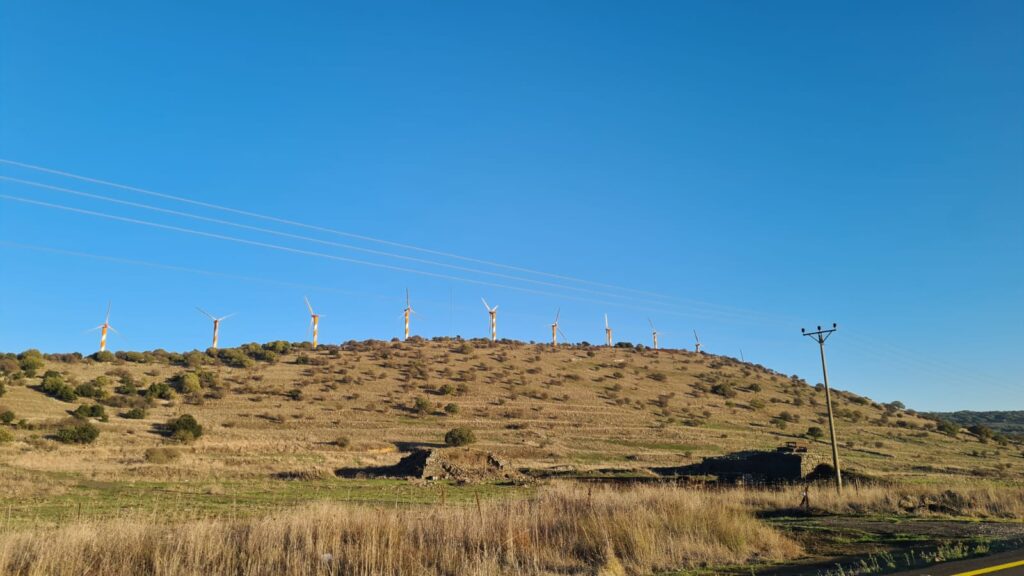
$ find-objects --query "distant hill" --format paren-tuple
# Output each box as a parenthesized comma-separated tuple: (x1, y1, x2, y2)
(926, 411, 1024, 437)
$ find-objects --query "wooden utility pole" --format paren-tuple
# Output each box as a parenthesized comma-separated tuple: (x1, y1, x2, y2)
(802, 323, 842, 495)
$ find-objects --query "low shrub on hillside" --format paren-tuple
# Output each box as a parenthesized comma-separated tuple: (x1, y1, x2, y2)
(444, 426, 475, 447)
(0, 429, 13, 443)
(165, 414, 203, 443)
(71, 404, 108, 422)
(40, 371, 77, 402)
(0, 409, 15, 425)
(122, 407, 147, 419)
(55, 421, 100, 444)
(146, 382, 174, 400)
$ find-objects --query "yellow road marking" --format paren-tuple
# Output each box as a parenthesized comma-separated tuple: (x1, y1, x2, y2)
(954, 559, 1024, 576)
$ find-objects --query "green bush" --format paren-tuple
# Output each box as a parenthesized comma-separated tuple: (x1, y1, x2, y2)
(74, 378, 109, 399)
(122, 407, 147, 419)
(90, 350, 116, 363)
(55, 421, 100, 444)
(146, 382, 174, 400)
(0, 357, 21, 375)
(40, 371, 77, 402)
(444, 402, 460, 415)
(444, 426, 475, 447)
(166, 414, 203, 443)
(71, 404, 108, 421)
(413, 396, 431, 415)
(174, 372, 202, 394)
(0, 409, 14, 425)
(438, 383, 456, 395)
(806, 426, 825, 439)
(18, 352, 44, 376)
(0, 429, 13, 443)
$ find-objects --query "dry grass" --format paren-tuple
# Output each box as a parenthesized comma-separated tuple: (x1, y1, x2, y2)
(0, 484, 800, 576)
(742, 481, 1024, 519)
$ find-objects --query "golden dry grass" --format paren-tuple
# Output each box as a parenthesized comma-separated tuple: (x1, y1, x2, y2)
(0, 484, 801, 576)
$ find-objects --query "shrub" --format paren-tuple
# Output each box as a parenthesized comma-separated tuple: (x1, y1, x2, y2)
(710, 383, 736, 398)
(90, 350, 116, 363)
(0, 382, 5, 397)
(649, 372, 667, 382)
(969, 424, 994, 443)
(40, 371, 77, 402)
(806, 426, 825, 439)
(144, 446, 181, 464)
(74, 377, 109, 399)
(18, 353, 45, 376)
(444, 403, 460, 415)
(286, 388, 303, 401)
(333, 436, 350, 449)
(146, 382, 174, 400)
(55, 421, 100, 444)
(0, 409, 14, 425)
(444, 426, 476, 447)
(0, 357, 21, 375)
(122, 407, 147, 419)
(71, 404, 108, 422)
(936, 419, 960, 437)
(166, 414, 203, 443)
(174, 372, 202, 395)
(413, 396, 431, 415)
(0, 429, 13, 443)
(438, 383, 456, 396)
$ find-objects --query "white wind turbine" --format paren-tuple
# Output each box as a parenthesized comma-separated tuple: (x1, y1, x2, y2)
(481, 298, 498, 342)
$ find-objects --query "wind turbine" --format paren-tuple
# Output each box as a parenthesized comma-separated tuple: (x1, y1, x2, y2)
(481, 298, 498, 342)
(90, 301, 119, 352)
(197, 308, 234, 350)
(604, 314, 613, 347)
(693, 330, 702, 354)
(550, 308, 562, 347)
(402, 289, 417, 340)
(305, 296, 320, 349)
(649, 318, 660, 350)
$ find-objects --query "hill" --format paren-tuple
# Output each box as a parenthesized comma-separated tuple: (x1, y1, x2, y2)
(2, 338, 1020, 488)
(925, 411, 1024, 438)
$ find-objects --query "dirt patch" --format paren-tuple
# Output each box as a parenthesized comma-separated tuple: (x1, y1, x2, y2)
(335, 448, 524, 483)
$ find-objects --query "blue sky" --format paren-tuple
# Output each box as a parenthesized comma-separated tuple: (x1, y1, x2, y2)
(1, 1, 1021, 411)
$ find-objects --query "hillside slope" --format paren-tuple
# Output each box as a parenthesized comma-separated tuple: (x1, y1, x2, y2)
(1, 339, 1020, 484)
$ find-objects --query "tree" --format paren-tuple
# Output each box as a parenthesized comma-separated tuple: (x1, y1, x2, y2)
(55, 421, 100, 444)
(806, 426, 824, 439)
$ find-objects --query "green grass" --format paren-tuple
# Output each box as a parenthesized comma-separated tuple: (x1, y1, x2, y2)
(0, 469, 532, 529)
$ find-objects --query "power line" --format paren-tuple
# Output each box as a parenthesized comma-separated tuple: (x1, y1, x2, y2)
(0, 193, 778, 324)
(0, 175, 779, 321)
(0, 158, 730, 309)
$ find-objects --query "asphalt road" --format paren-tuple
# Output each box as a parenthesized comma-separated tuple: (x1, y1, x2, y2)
(897, 548, 1024, 576)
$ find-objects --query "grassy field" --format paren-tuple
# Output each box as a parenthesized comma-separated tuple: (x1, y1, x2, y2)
(0, 339, 1021, 574)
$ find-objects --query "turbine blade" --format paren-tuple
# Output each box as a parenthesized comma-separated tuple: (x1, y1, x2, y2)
(406, 288, 410, 307)
(105, 301, 111, 323)
(305, 296, 315, 315)
(481, 297, 490, 311)
(604, 314, 609, 329)
(197, 307, 215, 320)
(554, 308, 560, 323)
(108, 325, 121, 336)
(219, 313, 236, 321)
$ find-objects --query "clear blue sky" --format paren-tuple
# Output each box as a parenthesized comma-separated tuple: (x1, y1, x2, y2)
(1, 1, 1021, 411)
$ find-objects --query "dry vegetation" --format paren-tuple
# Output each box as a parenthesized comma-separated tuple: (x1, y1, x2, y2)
(0, 484, 800, 576)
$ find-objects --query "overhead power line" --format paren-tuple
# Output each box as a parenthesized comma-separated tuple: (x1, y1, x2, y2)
(0, 158, 737, 311)
(0, 175, 778, 322)
(0, 193, 772, 324)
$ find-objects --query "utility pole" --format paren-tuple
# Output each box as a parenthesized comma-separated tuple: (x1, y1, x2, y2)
(802, 323, 842, 495)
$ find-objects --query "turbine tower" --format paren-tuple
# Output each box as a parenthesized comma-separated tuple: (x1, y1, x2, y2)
(403, 289, 417, 341)
(91, 301, 118, 352)
(649, 318, 659, 350)
(550, 308, 561, 347)
(305, 296, 320, 349)
(693, 330, 702, 354)
(197, 308, 234, 350)
(604, 314, 613, 347)
(481, 298, 498, 342)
